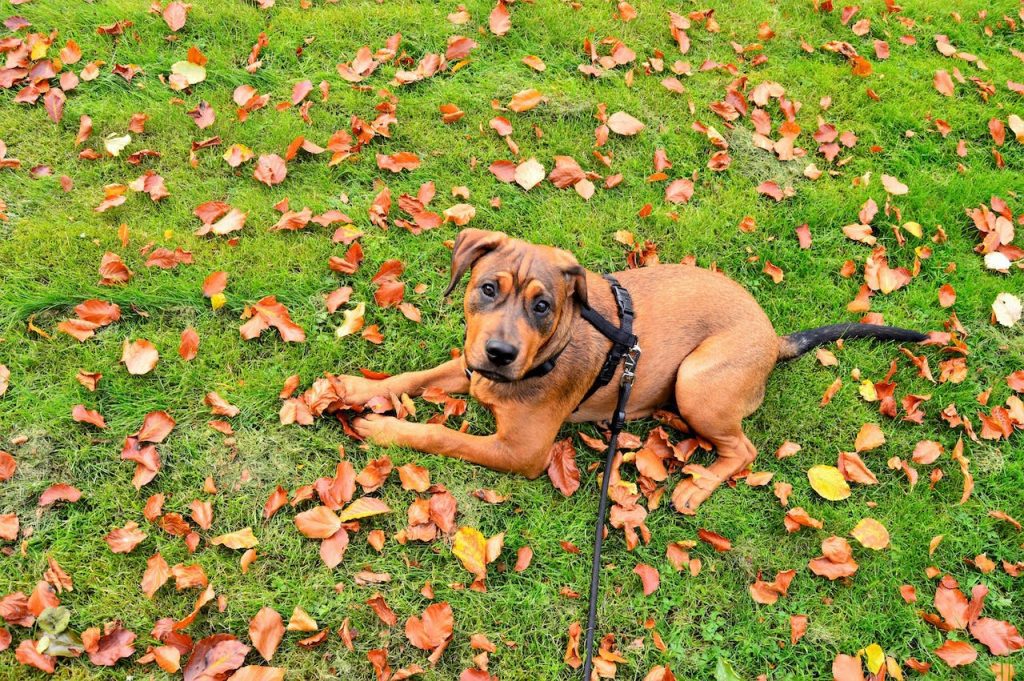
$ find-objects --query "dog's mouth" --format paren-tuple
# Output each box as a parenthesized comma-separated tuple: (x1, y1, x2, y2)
(468, 366, 515, 383)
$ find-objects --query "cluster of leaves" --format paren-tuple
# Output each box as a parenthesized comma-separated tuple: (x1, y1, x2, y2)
(1, 0, 1023, 678)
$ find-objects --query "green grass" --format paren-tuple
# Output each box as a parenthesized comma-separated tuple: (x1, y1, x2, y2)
(1, 0, 1023, 679)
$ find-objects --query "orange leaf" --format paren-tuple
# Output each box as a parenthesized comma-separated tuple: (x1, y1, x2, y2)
(121, 339, 159, 375)
(405, 602, 454, 650)
(294, 506, 341, 538)
(850, 518, 890, 550)
(338, 497, 391, 522)
(934, 640, 977, 667)
(249, 607, 285, 662)
(633, 563, 660, 596)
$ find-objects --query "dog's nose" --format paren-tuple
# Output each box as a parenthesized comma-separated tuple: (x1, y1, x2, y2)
(485, 340, 519, 366)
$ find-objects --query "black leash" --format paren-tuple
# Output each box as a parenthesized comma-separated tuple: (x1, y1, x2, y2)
(579, 277, 640, 679)
(460, 273, 642, 676)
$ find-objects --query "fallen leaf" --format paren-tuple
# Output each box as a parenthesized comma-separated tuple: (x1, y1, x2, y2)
(249, 607, 285, 661)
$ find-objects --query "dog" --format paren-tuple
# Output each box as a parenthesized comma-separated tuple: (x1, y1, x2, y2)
(345, 228, 926, 513)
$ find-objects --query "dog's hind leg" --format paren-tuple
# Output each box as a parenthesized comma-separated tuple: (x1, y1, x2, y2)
(669, 335, 775, 514)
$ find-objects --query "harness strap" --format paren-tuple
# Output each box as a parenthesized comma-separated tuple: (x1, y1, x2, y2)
(576, 275, 638, 408)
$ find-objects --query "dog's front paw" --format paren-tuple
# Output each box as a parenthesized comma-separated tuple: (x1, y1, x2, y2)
(352, 414, 404, 446)
(333, 374, 390, 407)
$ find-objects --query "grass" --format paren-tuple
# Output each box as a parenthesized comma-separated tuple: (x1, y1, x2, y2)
(1, 0, 1022, 678)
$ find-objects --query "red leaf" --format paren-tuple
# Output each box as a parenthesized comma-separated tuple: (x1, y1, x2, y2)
(969, 617, 1023, 656)
(121, 339, 159, 375)
(179, 327, 200, 361)
(320, 528, 350, 568)
(137, 410, 175, 442)
(72, 404, 106, 429)
(665, 179, 694, 204)
(832, 653, 865, 681)
(105, 522, 147, 553)
(15, 640, 55, 673)
(142, 552, 170, 598)
(295, 506, 341, 539)
(376, 152, 421, 172)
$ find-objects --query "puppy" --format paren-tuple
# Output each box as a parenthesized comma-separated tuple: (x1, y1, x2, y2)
(344, 229, 925, 512)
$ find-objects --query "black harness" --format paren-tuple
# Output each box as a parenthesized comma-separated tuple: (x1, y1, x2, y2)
(464, 275, 641, 677)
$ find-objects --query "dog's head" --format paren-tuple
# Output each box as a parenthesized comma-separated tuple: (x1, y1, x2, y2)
(444, 228, 588, 382)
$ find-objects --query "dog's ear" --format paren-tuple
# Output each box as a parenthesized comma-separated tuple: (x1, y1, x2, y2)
(555, 249, 589, 308)
(444, 229, 508, 297)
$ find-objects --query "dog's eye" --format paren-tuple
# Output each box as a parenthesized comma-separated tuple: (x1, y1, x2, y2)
(533, 300, 550, 315)
(480, 283, 496, 298)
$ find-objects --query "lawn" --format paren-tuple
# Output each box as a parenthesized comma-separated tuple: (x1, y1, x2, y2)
(1, 0, 1023, 679)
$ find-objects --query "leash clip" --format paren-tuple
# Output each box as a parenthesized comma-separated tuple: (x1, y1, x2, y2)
(620, 343, 641, 387)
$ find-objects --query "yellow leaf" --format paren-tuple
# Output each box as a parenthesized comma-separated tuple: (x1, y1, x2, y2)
(104, 133, 132, 157)
(210, 527, 259, 549)
(902, 221, 922, 238)
(863, 644, 885, 675)
(851, 518, 890, 550)
(807, 465, 851, 501)
(210, 293, 227, 310)
(336, 302, 365, 338)
(338, 496, 390, 522)
(31, 41, 50, 61)
(171, 60, 206, 86)
(453, 526, 487, 580)
(858, 379, 877, 402)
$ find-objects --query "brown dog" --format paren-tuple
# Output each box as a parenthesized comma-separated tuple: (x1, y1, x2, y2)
(347, 229, 925, 512)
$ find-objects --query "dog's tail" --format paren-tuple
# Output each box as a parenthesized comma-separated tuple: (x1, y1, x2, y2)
(777, 323, 927, 361)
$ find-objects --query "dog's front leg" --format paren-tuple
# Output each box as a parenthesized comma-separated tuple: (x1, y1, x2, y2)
(335, 358, 470, 405)
(352, 402, 565, 479)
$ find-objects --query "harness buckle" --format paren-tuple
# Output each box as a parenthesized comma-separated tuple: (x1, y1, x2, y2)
(620, 343, 641, 387)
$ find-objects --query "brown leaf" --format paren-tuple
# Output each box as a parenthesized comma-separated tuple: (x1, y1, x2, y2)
(547, 439, 580, 496)
(183, 634, 249, 681)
